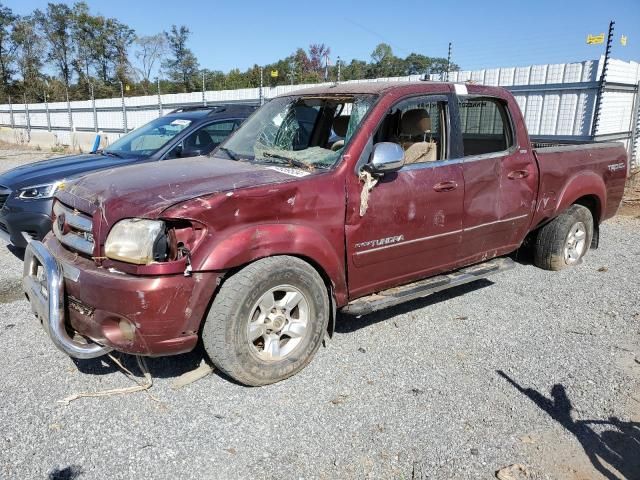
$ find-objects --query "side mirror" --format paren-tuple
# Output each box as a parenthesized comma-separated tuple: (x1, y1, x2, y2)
(369, 142, 405, 174)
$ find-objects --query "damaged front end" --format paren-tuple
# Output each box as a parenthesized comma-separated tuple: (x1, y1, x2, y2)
(22, 198, 220, 359)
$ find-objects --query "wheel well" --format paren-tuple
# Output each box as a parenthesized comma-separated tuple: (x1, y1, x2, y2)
(217, 254, 337, 338)
(573, 195, 601, 224)
(528, 195, 601, 247)
(573, 195, 600, 248)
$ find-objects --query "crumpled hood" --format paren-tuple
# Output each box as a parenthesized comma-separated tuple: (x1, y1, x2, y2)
(56, 156, 294, 224)
(0, 153, 137, 190)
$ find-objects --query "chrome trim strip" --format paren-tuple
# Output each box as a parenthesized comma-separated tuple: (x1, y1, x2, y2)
(55, 230, 94, 256)
(53, 202, 93, 232)
(355, 229, 463, 256)
(463, 214, 529, 232)
(401, 158, 463, 171)
(354, 214, 530, 255)
(52, 201, 94, 255)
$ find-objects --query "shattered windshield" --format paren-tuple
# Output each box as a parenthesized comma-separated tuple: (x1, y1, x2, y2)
(217, 94, 376, 171)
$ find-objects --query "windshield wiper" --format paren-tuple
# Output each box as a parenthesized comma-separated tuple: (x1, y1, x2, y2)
(101, 150, 124, 159)
(217, 146, 239, 160)
(260, 152, 314, 171)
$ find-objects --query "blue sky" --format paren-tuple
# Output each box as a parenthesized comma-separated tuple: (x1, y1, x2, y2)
(8, 0, 640, 73)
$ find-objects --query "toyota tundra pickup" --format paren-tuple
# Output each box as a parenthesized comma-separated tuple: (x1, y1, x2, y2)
(22, 82, 627, 386)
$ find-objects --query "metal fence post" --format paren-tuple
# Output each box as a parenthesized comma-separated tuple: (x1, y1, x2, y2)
(90, 83, 98, 132)
(202, 71, 207, 106)
(8, 95, 14, 128)
(157, 77, 163, 117)
(66, 88, 74, 131)
(591, 20, 615, 138)
(629, 82, 640, 172)
(120, 81, 128, 133)
(23, 94, 31, 140)
(259, 67, 264, 106)
(44, 89, 51, 132)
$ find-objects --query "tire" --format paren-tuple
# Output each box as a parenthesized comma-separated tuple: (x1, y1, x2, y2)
(202, 256, 329, 386)
(533, 204, 593, 271)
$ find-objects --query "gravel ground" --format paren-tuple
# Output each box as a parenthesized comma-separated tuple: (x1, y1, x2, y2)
(1, 148, 639, 480)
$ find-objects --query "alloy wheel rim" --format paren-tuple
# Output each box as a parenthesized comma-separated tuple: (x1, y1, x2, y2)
(247, 285, 309, 361)
(564, 222, 587, 264)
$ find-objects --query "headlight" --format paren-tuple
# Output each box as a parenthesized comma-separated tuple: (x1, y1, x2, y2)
(18, 181, 62, 199)
(104, 219, 167, 265)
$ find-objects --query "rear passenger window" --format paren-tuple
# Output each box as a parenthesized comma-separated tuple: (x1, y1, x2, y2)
(458, 98, 513, 156)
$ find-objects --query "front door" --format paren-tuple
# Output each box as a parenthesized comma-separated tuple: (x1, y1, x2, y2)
(345, 95, 465, 299)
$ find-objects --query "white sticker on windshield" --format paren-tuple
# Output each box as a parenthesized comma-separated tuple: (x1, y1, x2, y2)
(454, 84, 468, 96)
(170, 119, 192, 127)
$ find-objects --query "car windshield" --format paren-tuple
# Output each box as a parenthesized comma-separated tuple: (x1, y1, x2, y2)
(104, 116, 194, 158)
(217, 94, 376, 171)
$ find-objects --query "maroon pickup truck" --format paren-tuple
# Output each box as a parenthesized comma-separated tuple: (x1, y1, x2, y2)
(23, 82, 627, 385)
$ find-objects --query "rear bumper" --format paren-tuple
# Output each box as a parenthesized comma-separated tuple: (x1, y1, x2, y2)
(23, 237, 220, 357)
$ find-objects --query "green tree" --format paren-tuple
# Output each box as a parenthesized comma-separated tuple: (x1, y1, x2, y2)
(11, 15, 45, 101)
(110, 19, 135, 85)
(163, 25, 199, 92)
(35, 3, 76, 88)
(71, 1, 95, 82)
(0, 2, 16, 96)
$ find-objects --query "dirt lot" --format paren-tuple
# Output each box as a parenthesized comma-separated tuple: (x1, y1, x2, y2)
(0, 147, 639, 480)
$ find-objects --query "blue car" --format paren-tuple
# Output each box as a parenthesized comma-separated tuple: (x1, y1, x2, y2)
(0, 104, 256, 248)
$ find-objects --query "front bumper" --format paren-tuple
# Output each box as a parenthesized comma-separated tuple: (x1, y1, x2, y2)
(0, 196, 53, 248)
(23, 237, 221, 358)
(23, 240, 111, 359)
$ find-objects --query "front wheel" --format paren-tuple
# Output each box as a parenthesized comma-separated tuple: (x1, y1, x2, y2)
(202, 256, 329, 386)
(533, 204, 594, 271)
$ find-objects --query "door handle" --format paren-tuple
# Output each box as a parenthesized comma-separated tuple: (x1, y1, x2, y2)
(507, 169, 529, 180)
(433, 181, 459, 192)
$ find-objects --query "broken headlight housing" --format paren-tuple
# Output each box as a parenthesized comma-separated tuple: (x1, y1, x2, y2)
(104, 219, 168, 265)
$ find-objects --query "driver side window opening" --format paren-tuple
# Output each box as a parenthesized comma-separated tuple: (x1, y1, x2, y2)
(373, 98, 448, 165)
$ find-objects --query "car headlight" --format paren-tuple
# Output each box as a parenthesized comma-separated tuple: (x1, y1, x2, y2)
(18, 181, 62, 199)
(104, 219, 167, 265)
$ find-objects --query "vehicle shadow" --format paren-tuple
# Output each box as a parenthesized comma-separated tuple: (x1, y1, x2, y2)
(335, 278, 494, 334)
(5, 244, 25, 261)
(497, 370, 640, 480)
(72, 345, 208, 380)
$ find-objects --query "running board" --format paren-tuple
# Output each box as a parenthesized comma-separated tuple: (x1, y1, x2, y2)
(342, 257, 515, 316)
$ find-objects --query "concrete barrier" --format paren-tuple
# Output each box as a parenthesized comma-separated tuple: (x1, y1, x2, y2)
(0, 127, 121, 153)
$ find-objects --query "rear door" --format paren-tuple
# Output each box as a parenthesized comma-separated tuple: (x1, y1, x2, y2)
(456, 95, 536, 265)
(345, 94, 465, 298)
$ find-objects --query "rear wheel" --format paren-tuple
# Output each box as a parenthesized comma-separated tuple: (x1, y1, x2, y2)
(533, 204, 593, 271)
(202, 256, 329, 386)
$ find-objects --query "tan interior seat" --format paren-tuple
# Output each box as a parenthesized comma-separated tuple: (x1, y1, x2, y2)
(399, 109, 438, 164)
(331, 115, 350, 151)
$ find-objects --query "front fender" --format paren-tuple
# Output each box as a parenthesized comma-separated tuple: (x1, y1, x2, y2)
(195, 223, 348, 305)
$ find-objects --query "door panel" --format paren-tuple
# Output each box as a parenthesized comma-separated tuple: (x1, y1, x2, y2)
(345, 162, 464, 298)
(457, 96, 535, 265)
